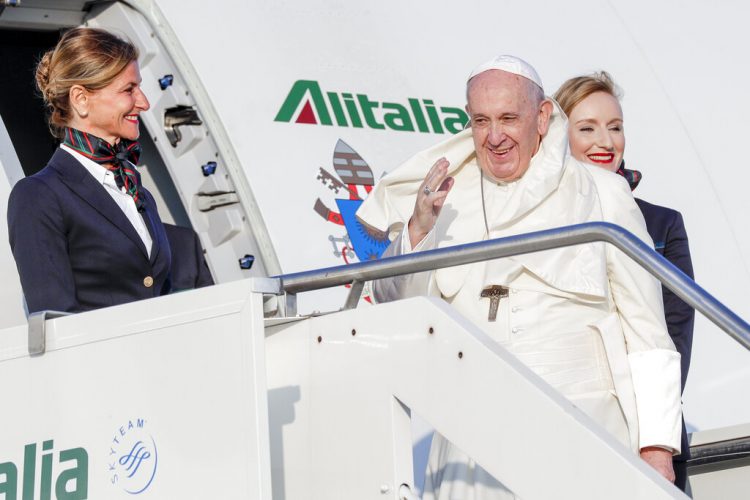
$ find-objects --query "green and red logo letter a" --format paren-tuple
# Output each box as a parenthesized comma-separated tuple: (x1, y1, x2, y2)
(275, 80, 332, 125)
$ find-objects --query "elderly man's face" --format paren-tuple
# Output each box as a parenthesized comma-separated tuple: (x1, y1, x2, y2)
(466, 70, 551, 182)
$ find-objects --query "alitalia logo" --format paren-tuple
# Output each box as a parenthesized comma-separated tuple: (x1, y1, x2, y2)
(275, 80, 468, 134)
(0, 440, 88, 499)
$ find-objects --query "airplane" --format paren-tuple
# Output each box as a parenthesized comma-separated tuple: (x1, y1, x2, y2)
(0, 0, 748, 498)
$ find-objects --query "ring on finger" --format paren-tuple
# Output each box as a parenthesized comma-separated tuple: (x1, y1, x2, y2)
(423, 186, 433, 195)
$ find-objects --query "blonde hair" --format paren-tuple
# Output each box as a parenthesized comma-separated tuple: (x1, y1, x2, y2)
(35, 27, 138, 138)
(553, 71, 621, 118)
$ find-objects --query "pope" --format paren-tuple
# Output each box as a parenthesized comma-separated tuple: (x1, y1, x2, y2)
(357, 55, 683, 499)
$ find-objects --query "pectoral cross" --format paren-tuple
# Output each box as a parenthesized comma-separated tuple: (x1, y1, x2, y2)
(480, 285, 509, 322)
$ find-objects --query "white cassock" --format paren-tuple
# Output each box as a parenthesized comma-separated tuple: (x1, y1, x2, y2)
(356, 102, 682, 499)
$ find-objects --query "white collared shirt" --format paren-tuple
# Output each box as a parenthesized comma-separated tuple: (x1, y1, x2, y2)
(61, 144, 153, 258)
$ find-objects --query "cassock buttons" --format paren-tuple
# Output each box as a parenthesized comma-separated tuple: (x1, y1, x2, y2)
(143, 276, 154, 288)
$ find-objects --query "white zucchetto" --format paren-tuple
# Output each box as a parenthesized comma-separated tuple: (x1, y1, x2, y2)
(467, 54, 544, 91)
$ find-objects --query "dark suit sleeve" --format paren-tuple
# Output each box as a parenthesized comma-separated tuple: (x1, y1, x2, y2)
(192, 232, 214, 288)
(662, 211, 695, 391)
(163, 223, 214, 291)
(7, 177, 79, 313)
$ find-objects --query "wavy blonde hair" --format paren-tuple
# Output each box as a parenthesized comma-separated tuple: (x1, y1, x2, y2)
(553, 71, 621, 118)
(35, 27, 138, 138)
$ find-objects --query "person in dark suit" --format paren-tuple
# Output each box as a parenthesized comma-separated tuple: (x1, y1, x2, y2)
(555, 72, 695, 491)
(163, 223, 214, 292)
(7, 27, 171, 314)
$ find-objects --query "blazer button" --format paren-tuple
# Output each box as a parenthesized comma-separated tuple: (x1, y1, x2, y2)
(143, 276, 154, 288)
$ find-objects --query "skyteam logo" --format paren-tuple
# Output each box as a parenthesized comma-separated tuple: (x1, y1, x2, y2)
(108, 418, 158, 495)
(275, 80, 468, 134)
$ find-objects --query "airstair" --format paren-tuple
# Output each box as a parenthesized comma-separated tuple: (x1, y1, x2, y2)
(1, 224, 748, 499)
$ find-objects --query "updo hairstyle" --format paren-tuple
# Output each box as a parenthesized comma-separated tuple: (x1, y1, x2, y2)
(35, 27, 139, 138)
(553, 71, 621, 118)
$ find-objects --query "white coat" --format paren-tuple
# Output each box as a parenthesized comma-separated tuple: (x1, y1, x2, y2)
(357, 102, 682, 498)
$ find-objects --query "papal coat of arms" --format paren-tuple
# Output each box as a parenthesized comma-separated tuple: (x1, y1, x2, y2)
(313, 140, 390, 267)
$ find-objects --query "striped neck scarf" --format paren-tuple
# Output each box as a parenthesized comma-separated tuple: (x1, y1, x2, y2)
(616, 161, 642, 191)
(62, 127, 145, 211)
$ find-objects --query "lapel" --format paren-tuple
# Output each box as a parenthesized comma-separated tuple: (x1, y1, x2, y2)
(49, 148, 150, 260)
(139, 197, 163, 266)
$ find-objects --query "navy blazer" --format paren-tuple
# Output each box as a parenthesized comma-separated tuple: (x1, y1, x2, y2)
(636, 197, 694, 463)
(163, 223, 214, 292)
(7, 148, 171, 314)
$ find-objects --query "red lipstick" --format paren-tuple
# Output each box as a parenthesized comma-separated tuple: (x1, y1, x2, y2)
(587, 153, 614, 164)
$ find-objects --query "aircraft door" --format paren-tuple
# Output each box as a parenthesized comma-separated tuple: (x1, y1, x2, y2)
(85, 2, 281, 283)
(0, 115, 30, 328)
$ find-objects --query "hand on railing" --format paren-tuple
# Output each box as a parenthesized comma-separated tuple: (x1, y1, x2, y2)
(640, 446, 676, 483)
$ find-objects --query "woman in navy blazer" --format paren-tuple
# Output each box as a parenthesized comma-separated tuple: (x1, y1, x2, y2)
(555, 72, 695, 491)
(7, 27, 171, 314)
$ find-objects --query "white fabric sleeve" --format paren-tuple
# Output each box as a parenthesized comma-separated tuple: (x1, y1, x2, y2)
(595, 170, 682, 453)
(629, 350, 683, 452)
(369, 228, 437, 303)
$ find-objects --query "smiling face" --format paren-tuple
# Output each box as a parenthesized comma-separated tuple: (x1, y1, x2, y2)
(73, 60, 149, 145)
(567, 91, 625, 172)
(466, 70, 552, 182)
